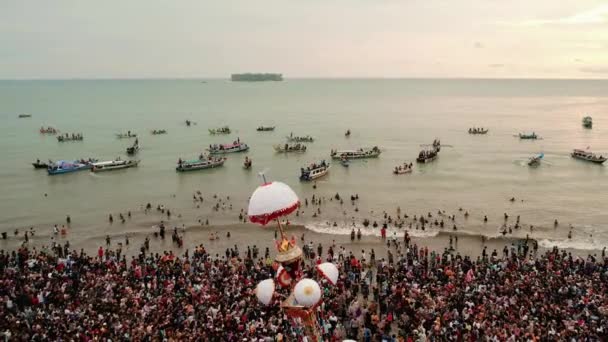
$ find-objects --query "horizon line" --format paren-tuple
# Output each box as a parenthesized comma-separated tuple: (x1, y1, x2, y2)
(1, 76, 608, 81)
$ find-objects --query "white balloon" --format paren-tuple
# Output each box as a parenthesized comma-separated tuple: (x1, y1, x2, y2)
(316, 262, 339, 285)
(256, 279, 275, 305)
(294, 278, 321, 308)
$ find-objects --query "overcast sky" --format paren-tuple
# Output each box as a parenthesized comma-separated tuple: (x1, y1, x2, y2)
(1, 0, 607, 79)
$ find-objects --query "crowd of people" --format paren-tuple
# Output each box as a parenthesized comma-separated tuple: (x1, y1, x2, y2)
(1, 228, 606, 341)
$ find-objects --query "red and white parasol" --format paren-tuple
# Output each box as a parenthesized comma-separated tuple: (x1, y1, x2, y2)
(248, 181, 300, 225)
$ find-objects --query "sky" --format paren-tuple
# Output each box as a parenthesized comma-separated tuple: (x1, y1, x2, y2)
(1, 0, 607, 79)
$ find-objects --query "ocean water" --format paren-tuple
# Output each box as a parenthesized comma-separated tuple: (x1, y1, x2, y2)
(0, 79, 607, 251)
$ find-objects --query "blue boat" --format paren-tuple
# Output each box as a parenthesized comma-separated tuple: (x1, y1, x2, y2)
(47, 160, 92, 175)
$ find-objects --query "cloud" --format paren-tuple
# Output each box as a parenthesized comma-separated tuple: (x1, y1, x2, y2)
(488, 64, 504, 68)
(520, 4, 608, 26)
(579, 67, 608, 74)
(574, 58, 584, 63)
(474, 42, 484, 49)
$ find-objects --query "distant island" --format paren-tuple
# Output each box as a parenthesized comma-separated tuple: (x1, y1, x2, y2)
(231, 73, 283, 82)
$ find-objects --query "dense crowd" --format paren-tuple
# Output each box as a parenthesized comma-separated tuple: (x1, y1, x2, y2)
(0, 235, 606, 341)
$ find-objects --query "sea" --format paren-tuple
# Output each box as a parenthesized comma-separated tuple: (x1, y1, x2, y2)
(1, 79, 607, 252)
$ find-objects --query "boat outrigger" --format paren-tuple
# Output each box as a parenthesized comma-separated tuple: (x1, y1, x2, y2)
(468, 128, 489, 134)
(287, 133, 314, 142)
(257, 126, 275, 131)
(176, 156, 226, 172)
(394, 162, 413, 174)
(519, 132, 538, 140)
(582, 116, 593, 128)
(274, 143, 307, 153)
(126, 139, 139, 155)
(207, 140, 249, 154)
(57, 133, 83, 142)
(330, 146, 381, 159)
(571, 149, 606, 164)
(527, 153, 544, 166)
(151, 129, 167, 135)
(300, 160, 330, 181)
(47, 160, 95, 175)
(243, 156, 252, 169)
(416, 148, 439, 163)
(40, 127, 58, 134)
(92, 159, 139, 172)
(209, 126, 231, 135)
(116, 131, 137, 139)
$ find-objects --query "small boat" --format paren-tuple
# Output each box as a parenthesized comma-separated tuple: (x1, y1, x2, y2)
(116, 131, 137, 139)
(127, 139, 139, 155)
(207, 141, 249, 154)
(300, 160, 330, 181)
(40, 127, 58, 134)
(345, 129, 351, 137)
(176, 156, 226, 172)
(209, 126, 231, 135)
(416, 148, 439, 163)
(432, 139, 441, 152)
(340, 157, 349, 167)
(468, 128, 489, 134)
(274, 143, 307, 153)
(527, 153, 544, 166)
(57, 133, 84, 142)
(18, 114, 32, 118)
(185, 120, 192, 127)
(47, 160, 94, 175)
(393, 163, 413, 174)
(286, 134, 314, 142)
(151, 129, 167, 135)
(571, 149, 606, 164)
(32, 159, 51, 169)
(519, 132, 538, 140)
(582, 116, 593, 128)
(257, 126, 275, 131)
(243, 156, 252, 169)
(330, 146, 381, 159)
(92, 159, 139, 172)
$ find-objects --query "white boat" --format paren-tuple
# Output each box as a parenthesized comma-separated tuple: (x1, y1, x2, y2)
(92, 159, 139, 172)
(287, 135, 314, 142)
(393, 163, 413, 174)
(583, 116, 593, 128)
(207, 141, 249, 154)
(330, 146, 381, 159)
(571, 149, 606, 164)
(176, 157, 226, 172)
(300, 161, 330, 181)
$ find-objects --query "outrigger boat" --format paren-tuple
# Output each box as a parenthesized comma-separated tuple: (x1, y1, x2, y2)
(18, 114, 31, 118)
(92, 159, 139, 172)
(571, 148, 606, 164)
(393, 162, 413, 174)
(176, 156, 226, 172)
(582, 116, 593, 128)
(209, 126, 231, 135)
(274, 143, 307, 153)
(126, 139, 139, 155)
(32, 159, 52, 169)
(57, 133, 83, 142)
(47, 160, 95, 175)
(300, 160, 330, 181)
(40, 127, 58, 134)
(207, 141, 249, 154)
(416, 148, 439, 163)
(287, 133, 314, 142)
(243, 156, 252, 169)
(116, 131, 137, 139)
(257, 126, 275, 131)
(527, 153, 544, 166)
(151, 129, 167, 135)
(330, 146, 381, 159)
(468, 128, 489, 134)
(519, 132, 538, 140)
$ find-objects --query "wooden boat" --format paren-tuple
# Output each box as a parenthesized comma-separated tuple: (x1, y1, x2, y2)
(468, 128, 489, 134)
(300, 160, 330, 181)
(92, 159, 139, 172)
(32, 160, 51, 169)
(207, 141, 249, 154)
(151, 129, 167, 135)
(127, 139, 139, 155)
(257, 126, 275, 131)
(571, 149, 606, 164)
(286, 134, 314, 142)
(40, 127, 58, 134)
(243, 157, 252, 169)
(416, 148, 439, 163)
(176, 156, 226, 172)
(519, 132, 538, 140)
(527, 153, 544, 166)
(330, 146, 381, 159)
(209, 126, 231, 134)
(47, 160, 94, 175)
(274, 143, 307, 153)
(582, 116, 593, 128)
(18, 114, 31, 118)
(116, 132, 137, 139)
(57, 134, 84, 142)
(393, 163, 413, 174)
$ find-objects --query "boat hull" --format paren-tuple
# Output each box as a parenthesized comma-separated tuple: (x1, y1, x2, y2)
(176, 160, 226, 172)
(92, 161, 139, 172)
(32, 163, 48, 169)
(571, 155, 606, 164)
(47, 166, 91, 175)
(416, 156, 437, 163)
(208, 146, 249, 154)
